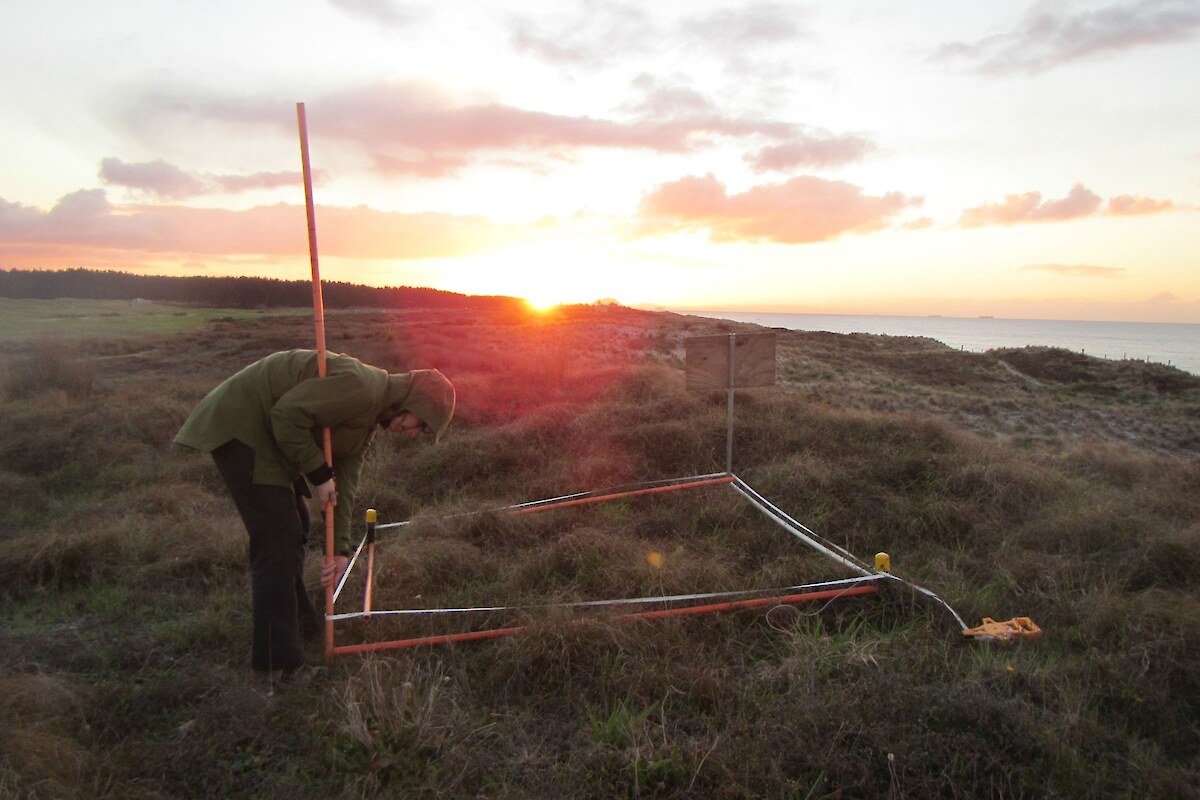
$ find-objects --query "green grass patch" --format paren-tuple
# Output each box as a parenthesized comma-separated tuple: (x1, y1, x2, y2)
(0, 297, 306, 341)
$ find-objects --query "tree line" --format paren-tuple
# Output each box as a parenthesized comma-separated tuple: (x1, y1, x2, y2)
(0, 268, 525, 312)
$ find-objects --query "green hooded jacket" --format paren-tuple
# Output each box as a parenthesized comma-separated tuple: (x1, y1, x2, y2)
(174, 350, 454, 554)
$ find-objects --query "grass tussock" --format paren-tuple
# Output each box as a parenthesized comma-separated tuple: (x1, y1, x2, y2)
(3, 338, 95, 400)
(2, 303, 1199, 798)
(0, 672, 93, 800)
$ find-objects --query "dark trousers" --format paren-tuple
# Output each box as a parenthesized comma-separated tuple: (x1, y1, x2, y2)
(211, 440, 319, 672)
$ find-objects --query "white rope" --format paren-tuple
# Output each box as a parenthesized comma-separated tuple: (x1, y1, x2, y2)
(731, 476, 874, 573)
(333, 472, 969, 633)
(731, 482, 873, 576)
(373, 472, 730, 531)
(327, 574, 889, 622)
(331, 532, 367, 604)
(730, 477, 968, 630)
(335, 473, 728, 602)
(878, 573, 969, 631)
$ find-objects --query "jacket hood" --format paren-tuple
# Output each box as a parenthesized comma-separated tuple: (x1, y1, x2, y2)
(385, 369, 456, 443)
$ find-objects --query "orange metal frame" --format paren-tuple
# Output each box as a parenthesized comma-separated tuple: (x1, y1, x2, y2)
(332, 476, 877, 656)
(332, 584, 879, 656)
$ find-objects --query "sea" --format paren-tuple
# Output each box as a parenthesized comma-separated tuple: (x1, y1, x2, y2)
(683, 312, 1200, 376)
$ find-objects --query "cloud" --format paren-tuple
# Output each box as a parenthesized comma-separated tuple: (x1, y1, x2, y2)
(626, 75, 718, 117)
(211, 171, 304, 193)
(509, 2, 651, 67)
(747, 134, 875, 171)
(932, 0, 1200, 75)
(327, 0, 422, 29)
(124, 82, 817, 178)
(625, 76, 878, 174)
(959, 183, 1102, 227)
(1106, 194, 1176, 215)
(682, 3, 810, 72)
(314, 84, 788, 167)
(637, 173, 920, 244)
(1020, 263, 1127, 277)
(99, 158, 207, 199)
(362, 153, 472, 179)
(100, 157, 301, 199)
(683, 3, 804, 48)
(1147, 291, 1177, 302)
(0, 190, 514, 261)
(961, 184, 1183, 227)
(507, 2, 806, 77)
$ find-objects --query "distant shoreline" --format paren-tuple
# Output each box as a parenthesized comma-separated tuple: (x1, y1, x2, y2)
(672, 309, 1197, 327)
(681, 310, 1200, 376)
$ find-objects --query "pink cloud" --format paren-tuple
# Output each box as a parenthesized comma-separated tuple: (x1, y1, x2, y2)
(213, 171, 303, 193)
(959, 183, 1102, 227)
(369, 153, 472, 178)
(638, 173, 920, 244)
(0, 190, 512, 262)
(1107, 194, 1176, 215)
(124, 83, 823, 179)
(932, 0, 1200, 75)
(314, 83, 792, 156)
(747, 134, 875, 171)
(101, 157, 301, 199)
(99, 158, 207, 199)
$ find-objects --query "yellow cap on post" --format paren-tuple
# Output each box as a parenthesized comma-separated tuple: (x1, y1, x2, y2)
(365, 508, 377, 524)
(874, 552, 891, 573)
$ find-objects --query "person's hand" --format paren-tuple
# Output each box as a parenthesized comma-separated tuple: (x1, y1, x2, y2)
(322, 555, 349, 587)
(314, 478, 337, 508)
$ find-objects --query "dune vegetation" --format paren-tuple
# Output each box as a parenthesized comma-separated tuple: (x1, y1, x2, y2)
(2, 301, 1198, 799)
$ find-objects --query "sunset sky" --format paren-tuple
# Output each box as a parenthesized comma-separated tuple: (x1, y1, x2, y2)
(2, 0, 1198, 321)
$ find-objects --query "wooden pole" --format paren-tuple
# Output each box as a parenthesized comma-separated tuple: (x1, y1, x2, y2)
(297, 101, 337, 666)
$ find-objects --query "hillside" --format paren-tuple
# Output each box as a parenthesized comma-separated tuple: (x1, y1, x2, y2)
(0, 268, 526, 312)
(2, 303, 1198, 799)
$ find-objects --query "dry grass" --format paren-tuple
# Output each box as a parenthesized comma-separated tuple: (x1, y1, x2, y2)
(0, 672, 94, 800)
(2, 303, 1199, 798)
(2, 338, 95, 400)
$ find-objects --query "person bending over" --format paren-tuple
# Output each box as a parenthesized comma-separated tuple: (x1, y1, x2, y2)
(174, 349, 455, 676)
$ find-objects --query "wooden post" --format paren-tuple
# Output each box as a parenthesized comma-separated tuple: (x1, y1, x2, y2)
(296, 101, 337, 666)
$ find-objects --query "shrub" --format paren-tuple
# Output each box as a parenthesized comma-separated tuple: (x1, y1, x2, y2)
(3, 338, 95, 399)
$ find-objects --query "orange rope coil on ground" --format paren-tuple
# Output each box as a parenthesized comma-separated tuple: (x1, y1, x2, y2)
(962, 617, 1043, 641)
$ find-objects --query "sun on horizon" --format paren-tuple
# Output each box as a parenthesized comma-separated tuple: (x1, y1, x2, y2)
(521, 291, 565, 313)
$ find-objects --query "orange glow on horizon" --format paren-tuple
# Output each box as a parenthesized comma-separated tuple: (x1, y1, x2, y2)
(522, 291, 564, 313)
(436, 239, 630, 311)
